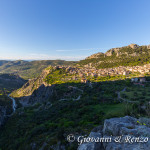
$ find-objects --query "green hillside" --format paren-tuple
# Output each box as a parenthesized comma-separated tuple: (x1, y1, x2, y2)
(0, 64, 150, 149)
(0, 79, 135, 150)
(1, 77, 150, 149)
(0, 60, 77, 79)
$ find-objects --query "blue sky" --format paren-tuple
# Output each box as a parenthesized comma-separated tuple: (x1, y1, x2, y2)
(0, 0, 150, 61)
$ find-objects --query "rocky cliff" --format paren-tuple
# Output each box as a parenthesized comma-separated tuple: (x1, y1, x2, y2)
(10, 66, 85, 107)
(78, 43, 150, 68)
(78, 116, 150, 150)
(86, 52, 104, 59)
(10, 68, 53, 106)
(85, 44, 141, 59)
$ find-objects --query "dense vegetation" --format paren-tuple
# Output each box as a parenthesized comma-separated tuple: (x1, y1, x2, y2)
(1, 46, 150, 149)
(120, 82, 150, 116)
(45, 67, 129, 85)
(78, 46, 150, 68)
(0, 78, 148, 150)
(44, 67, 80, 85)
(0, 74, 26, 116)
(0, 60, 77, 79)
(0, 88, 13, 115)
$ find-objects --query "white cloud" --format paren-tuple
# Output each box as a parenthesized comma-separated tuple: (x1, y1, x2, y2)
(55, 48, 102, 52)
(0, 54, 87, 61)
(56, 49, 91, 52)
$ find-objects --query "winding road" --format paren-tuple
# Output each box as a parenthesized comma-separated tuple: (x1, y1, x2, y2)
(117, 87, 139, 103)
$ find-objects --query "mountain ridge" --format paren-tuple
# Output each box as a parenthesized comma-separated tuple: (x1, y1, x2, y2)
(79, 43, 150, 68)
(0, 60, 77, 79)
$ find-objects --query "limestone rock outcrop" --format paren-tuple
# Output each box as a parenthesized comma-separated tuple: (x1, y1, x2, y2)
(78, 116, 150, 150)
(128, 44, 139, 49)
(10, 68, 53, 106)
(86, 53, 104, 59)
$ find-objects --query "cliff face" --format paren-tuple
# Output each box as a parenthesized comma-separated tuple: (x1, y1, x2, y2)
(17, 84, 54, 107)
(86, 52, 104, 59)
(105, 44, 140, 57)
(78, 116, 150, 150)
(78, 44, 150, 68)
(10, 69, 53, 106)
(10, 66, 84, 106)
(84, 44, 139, 59)
(11, 69, 50, 97)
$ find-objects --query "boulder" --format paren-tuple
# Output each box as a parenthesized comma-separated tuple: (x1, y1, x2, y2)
(78, 116, 150, 150)
(78, 132, 103, 150)
(128, 44, 139, 49)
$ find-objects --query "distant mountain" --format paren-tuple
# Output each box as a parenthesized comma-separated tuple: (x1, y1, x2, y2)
(78, 44, 150, 68)
(0, 60, 77, 79)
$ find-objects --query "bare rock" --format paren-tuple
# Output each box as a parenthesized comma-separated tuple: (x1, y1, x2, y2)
(78, 132, 103, 150)
(78, 116, 150, 150)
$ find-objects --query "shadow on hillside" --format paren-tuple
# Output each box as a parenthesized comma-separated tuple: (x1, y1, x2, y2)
(13, 76, 150, 118)
(0, 73, 27, 91)
(1, 78, 150, 150)
(13, 78, 132, 107)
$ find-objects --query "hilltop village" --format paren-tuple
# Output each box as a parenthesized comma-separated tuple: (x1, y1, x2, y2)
(45, 44, 150, 83)
(51, 63, 150, 83)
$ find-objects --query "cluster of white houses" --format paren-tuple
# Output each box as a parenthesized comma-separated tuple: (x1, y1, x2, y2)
(52, 63, 150, 83)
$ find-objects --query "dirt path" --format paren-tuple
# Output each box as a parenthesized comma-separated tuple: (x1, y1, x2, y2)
(117, 87, 139, 103)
